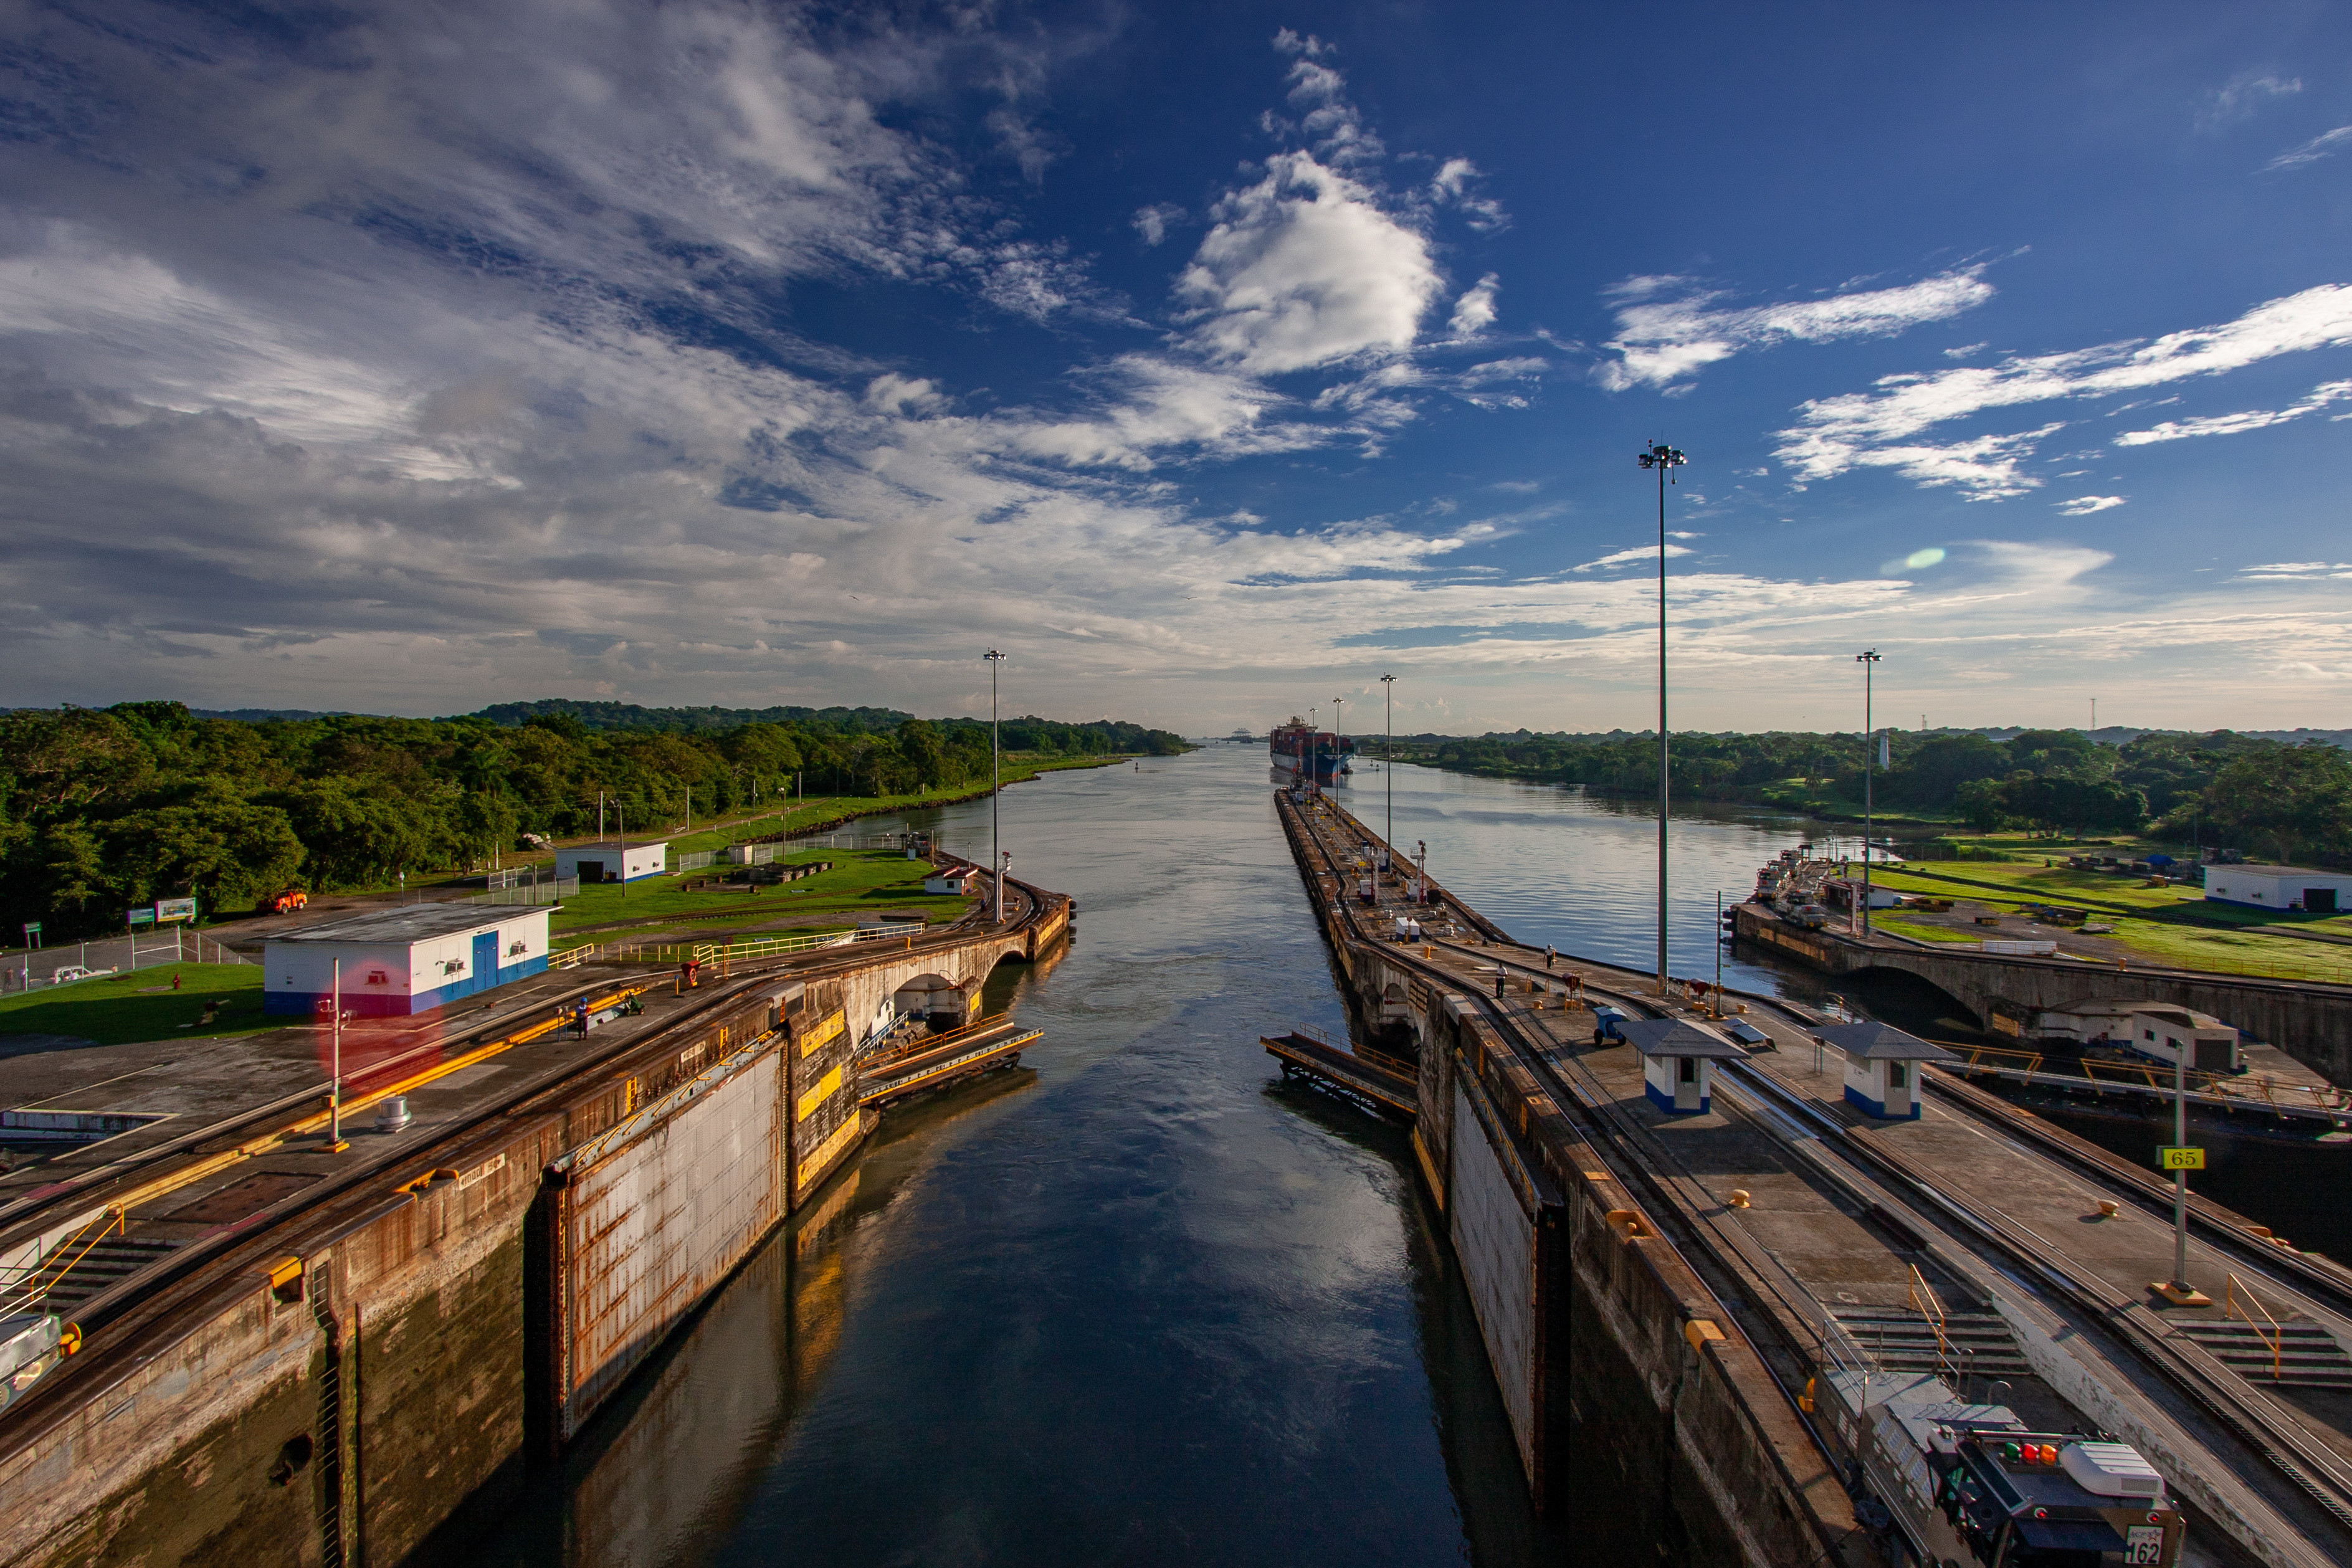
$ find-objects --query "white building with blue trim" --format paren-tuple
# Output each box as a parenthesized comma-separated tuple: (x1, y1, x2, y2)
(1617, 1018, 1749, 1116)
(264, 904, 553, 1019)
(1815, 1020, 1957, 1120)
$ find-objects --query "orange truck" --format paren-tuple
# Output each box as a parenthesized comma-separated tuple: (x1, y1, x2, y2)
(267, 887, 309, 915)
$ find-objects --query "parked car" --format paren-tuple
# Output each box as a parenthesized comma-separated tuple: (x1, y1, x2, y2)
(47, 966, 115, 985)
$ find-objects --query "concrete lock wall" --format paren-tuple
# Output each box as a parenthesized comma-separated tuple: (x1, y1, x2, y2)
(1280, 797, 1857, 1562)
(0, 965, 908, 1566)
(548, 1037, 786, 1443)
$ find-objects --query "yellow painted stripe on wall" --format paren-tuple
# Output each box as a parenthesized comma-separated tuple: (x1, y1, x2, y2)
(800, 1010, 845, 1058)
(796, 1064, 843, 1122)
(795, 1111, 865, 1191)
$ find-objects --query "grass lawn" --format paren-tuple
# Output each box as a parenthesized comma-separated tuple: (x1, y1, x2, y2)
(1862, 863, 2352, 983)
(0, 964, 270, 1046)
(1869, 915, 1987, 945)
(551, 849, 974, 941)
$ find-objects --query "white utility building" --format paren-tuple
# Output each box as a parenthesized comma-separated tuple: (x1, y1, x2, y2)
(1618, 1018, 1748, 1116)
(555, 840, 667, 885)
(2204, 865, 2352, 914)
(265, 905, 552, 1019)
(2032, 1000, 2242, 1072)
(1816, 1020, 1957, 1121)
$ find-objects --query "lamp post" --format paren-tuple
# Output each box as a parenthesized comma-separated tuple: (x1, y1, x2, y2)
(1638, 440, 1686, 999)
(1857, 650, 1880, 937)
(329, 957, 345, 1149)
(986, 649, 1006, 921)
(1380, 673, 1397, 856)
(1308, 705, 1318, 797)
(1331, 696, 1345, 789)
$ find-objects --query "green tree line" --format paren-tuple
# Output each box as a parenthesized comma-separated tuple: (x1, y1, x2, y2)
(0, 701, 1185, 936)
(1385, 727, 2352, 860)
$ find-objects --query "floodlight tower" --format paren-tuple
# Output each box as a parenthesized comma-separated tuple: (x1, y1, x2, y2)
(985, 649, 1006, 919)
(1380, 672, 1397, 853)
(1637, 440, 1687, 999)
(1857, 649, 1881, 937)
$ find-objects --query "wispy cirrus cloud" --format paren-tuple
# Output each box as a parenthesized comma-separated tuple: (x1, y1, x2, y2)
(1571, 543, 1693, 573)
(1776, 284, 2352, 497)
(2056, 495, 2126, 515)
(2115, 378, 2352, 445)
(2199, 70, 2301, 133)
(2264, 126, 2352, 171)
(1594, 268, 1994, 391)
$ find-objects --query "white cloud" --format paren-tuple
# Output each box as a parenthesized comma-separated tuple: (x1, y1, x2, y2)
(2056, 495, 2126, 515)
(1776, 285, 2352, 495)
(1571, 543, 1695, 573)
(1176, 153, 1442, 374)
(1596, 268, 1994, 390)
(1449, 273, 1501, 336)
(2264, 126, 2352, 171)
(1428, 158, 1509, 233)
(1272, 29, 1333, 59)
(2201, 71, 2302, 132)
(2237, 562, 2352, 580)
(1943, 342, 1989, 359)
(2115, 378, 2352, 445)
(1133, 203, 1186, 247)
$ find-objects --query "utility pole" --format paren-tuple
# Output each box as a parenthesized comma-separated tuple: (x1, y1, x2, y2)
(1639, 440, 1686, 999)
(1381, 673, 1397, 857)
(986, 649, 1006, 921)
(1714, 891, 1723, 1017)
(1858, 650, 1880, 937)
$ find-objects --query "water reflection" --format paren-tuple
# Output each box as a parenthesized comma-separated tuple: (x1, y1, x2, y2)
(483, 746, 1611, 1567)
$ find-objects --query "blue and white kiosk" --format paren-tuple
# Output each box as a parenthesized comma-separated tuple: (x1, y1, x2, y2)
(1814, 1020, 1958, 1120)
(265, 903, 553, 1018)
(1618, 1017, 1750, 1116)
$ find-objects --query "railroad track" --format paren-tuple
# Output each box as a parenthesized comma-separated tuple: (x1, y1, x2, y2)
(1280, 791, 2352, 1555)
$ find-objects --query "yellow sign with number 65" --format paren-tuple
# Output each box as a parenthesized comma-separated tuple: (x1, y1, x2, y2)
(2158, 1146, 2205, 1171)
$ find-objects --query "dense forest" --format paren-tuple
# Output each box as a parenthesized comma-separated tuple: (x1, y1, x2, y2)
(1386, 727, 2352, 861)
(0, 700, 1186, 938)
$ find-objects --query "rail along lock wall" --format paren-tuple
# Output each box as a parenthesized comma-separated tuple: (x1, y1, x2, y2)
(264, 905, 553, 1017)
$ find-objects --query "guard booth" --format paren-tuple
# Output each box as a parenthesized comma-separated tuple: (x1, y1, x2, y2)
(1618, 1019, 1750, 1116)
(1815, 1020, 1958, 1119)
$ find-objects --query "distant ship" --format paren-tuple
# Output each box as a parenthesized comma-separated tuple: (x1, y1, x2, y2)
(1268, 716, 1354, 787)
(1229, 726, 1255, 743)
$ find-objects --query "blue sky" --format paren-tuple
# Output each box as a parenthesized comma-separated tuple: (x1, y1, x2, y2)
(2, 1, 2349, 734)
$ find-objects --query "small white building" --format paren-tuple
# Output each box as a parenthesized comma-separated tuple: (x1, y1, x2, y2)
(265, 904, 552, 1019)
(1618, 1018, 1749, 1116)
(1816, 1020, 1957, 1120)
(2204, 864, 2352, 915)
(924, 866, 981, 896)
(2032, 1000, 2242, 1072)
(555, 840, 667, 885)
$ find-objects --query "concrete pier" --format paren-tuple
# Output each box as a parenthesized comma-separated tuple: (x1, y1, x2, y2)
(1275, 787, 2352, 1568)
(0, 868, 1068, 1567)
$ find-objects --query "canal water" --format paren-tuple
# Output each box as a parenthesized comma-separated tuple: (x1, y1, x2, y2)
(478, 747, 1853, 1566)
(480, 745, 2337, 1565)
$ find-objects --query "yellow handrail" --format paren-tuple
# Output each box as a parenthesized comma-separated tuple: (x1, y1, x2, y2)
(1908, 1265, 1953, 1382)
(2225, 1273, 2285, 1382)
(0, 1208, 125, 1316)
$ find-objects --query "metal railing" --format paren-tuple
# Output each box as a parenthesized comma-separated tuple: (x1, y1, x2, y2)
(552, 920, 926, 969)
(463, 877, 576, 908)
(1946, 1043, 2348, 1113)
(0, 1208, 123, 1318)
(1908, 1265, 1956, 1386)
(2226, 1273, 2286, 1382)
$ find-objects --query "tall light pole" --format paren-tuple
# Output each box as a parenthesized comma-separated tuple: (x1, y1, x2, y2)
(1638, 440, 1686, 999)
(1308, 705, 1318, 796)
(1857, 649, 1880, 937)
(985, 649, 1006, 919)
(1331, 696, 1345, 788)
(1380, 673, 1397, 854)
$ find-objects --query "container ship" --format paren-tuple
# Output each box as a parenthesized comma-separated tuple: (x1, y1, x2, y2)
(1269, 717, 1354, 788)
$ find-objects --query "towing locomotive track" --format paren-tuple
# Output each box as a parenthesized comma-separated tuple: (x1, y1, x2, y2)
(1276, 786, 2352, 1567)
